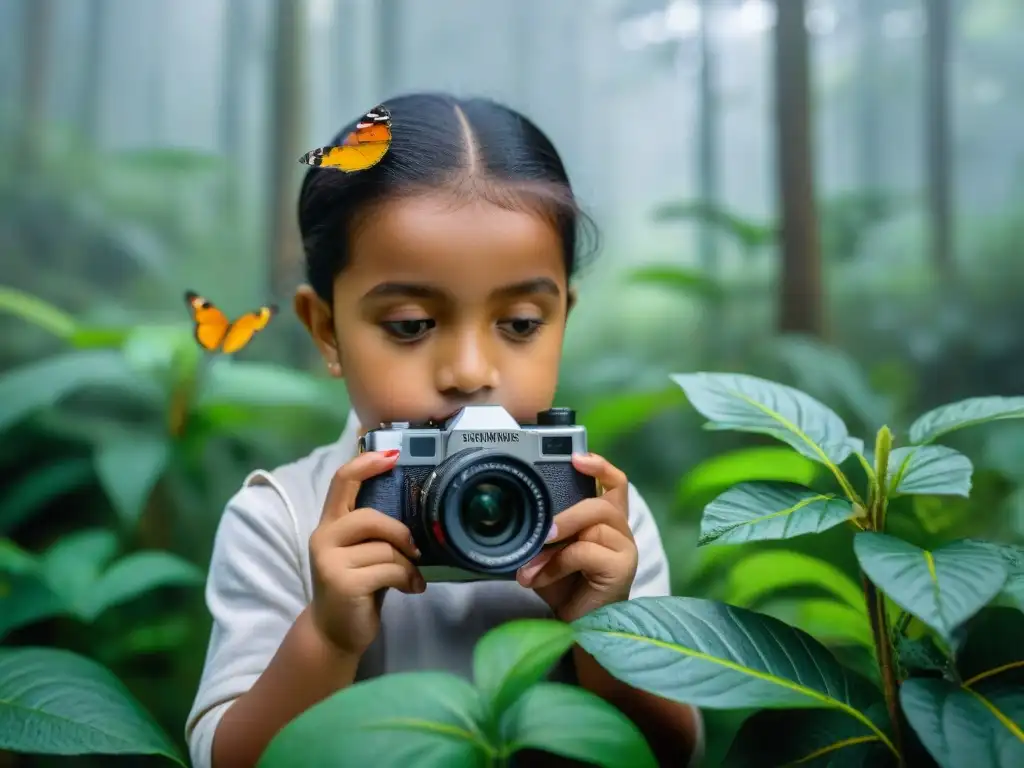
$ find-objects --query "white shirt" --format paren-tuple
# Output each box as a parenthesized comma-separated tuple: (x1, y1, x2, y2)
(185, 411, 704, 767)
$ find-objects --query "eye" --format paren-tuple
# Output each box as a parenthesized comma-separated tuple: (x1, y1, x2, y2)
(381, 318, 435, 341)
(498, 317, 545, 340)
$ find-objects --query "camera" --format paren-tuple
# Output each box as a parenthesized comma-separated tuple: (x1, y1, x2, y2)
(355, 406, 597, 582)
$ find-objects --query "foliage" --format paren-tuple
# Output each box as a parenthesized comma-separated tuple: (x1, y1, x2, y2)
(572, 372, 1024, 766)
(0, 287, 349, 763)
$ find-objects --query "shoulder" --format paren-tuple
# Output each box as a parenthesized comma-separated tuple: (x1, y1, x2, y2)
(623, 482, 672, 598)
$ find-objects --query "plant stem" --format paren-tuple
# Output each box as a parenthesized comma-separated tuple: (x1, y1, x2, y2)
(863, 574, 905, 765)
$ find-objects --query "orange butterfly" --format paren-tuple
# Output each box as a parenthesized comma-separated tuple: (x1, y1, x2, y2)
(184, 291, 277, 354)
(298, 105, 392, 172)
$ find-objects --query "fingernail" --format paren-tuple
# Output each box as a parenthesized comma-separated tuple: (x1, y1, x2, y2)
(382, 449, 400, 458)
(544, 523, 559, 543)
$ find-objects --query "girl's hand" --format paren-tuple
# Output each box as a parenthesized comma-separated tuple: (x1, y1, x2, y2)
(516, 453, 638, 624)
(309, 450, 426, 659)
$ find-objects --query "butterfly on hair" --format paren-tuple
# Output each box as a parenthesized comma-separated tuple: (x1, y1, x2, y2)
(299, 105, 393, 173)
(184, 291, 277, 355)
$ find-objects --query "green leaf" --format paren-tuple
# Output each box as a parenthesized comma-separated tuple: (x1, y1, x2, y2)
(0, 350, 163, 434)
(887, 446, 973, 497)
(94, 433, 171, 525)
(627, 265, 723, 299)
(895, 634, 950, 677)
(578, 388, 685, 455)
(572, 597, 893, 752)
(676, 446, 821, 506)
(499, 683, 658, 768)
(198, 360, 346, 414)
(651, 200, 776, 251)
(0, 647, 183, 762)
(0, 457, 95, 534)
(854, 533, 1008, 641)
(40, 529, 119, 608)
(0, 572, 67, 638)
(257, 672, 490, 768)
(671, 372, 854, 466)
(700, 482, 856, 545)
(901, 678, 1024, 768)
(0, 285, 77, 339)
(472, 619, 576, 719)
(721, 550, 866, 612)
(764, 598, 874, 650)
(909, 396, 1024, 445)
(75, 551, 204, 622)
(724, 705, 894, 767)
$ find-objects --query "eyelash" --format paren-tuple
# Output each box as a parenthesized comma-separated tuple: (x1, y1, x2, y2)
(380, 318, 546, 343)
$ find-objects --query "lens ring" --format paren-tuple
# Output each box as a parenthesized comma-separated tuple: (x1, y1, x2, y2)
(424, 450, 552, 574)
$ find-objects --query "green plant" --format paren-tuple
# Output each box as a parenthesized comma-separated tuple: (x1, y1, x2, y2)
(570, 373, 1024, 766)
(257, 620, 658, 768)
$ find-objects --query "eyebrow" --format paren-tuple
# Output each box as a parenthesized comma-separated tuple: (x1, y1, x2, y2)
(361, 277, 562, 302)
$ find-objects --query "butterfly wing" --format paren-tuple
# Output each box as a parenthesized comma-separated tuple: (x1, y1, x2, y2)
(185, 291, 230, 351)
(220, 305, 278, 354)
(298, 105, 392, 173)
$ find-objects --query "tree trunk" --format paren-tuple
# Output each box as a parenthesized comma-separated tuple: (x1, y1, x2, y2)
(696, 0, 718, 276)
(377, 0, 401, 100)
(925, 0, 954, 282)
(78, 0, 106, 146)
(856, 0, 882, 191)
(18, 0, 53, 172)
(773, 0, 825, 338)
(221, 0, 248, 216)
(267, 0, 306, 303)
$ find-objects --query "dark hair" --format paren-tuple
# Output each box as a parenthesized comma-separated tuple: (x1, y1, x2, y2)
(298, 92, 596, 302)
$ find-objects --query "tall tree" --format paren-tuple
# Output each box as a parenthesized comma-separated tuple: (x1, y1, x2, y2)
(856, 0, 883, 191)
(78, 0, 107, 146)
(696, 0, 718, 275)
(773, 0, 825, 337)
(267, 0, 306, 303)
(925, 0, 953, 281)
(18, 0, 53, 172)
(220, 0, 248, 216)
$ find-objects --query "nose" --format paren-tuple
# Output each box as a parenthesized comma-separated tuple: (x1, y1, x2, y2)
(434, 327, 499, 396)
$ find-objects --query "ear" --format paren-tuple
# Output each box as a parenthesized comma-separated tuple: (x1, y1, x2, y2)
(566, 285, 578, 318)
(294, 284, 343, 377)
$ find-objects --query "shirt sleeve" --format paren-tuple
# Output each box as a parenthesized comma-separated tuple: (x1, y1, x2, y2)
(625, 483, 706, 767)
(184, 480, 308, 768)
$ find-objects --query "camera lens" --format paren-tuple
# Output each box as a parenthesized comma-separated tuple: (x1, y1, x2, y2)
(422, 449, 553, 575)
(460, 480, 524, 547)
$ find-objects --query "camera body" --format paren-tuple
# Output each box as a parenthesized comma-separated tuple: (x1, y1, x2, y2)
(355, 406, 596, 583)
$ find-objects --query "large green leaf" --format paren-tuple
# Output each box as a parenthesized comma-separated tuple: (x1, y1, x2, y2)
(578, 388, 685, 455)
(671, 372, 855, 466)
(0, 285, 77, 339)
(0, 350, 163, 434)
(75, 551, 204, 621)
(0, 457, 95, 534)
(700, 482, 856, 545)
(909, 397, 1024, 445)
(651, 200, 775, 250)
(854, 533, 1008, 641)
(887, 446, 973, 497)
(472, 619, 576, 719)
(721, 550, 865, 612)
(572, 597, 893, 753)
(257, 672, 490, 768)
(41, 529, 119, 608)
(0, 647, 183, 762)
(763, 599, 874, 650)
(724, 705, 894, 767)
(94, 433, 171, 525)
(499, 683, 658, 768)
(627, 265, 723, 299)
(901, 678, 1024, 768)
(677, 446, 821, 506)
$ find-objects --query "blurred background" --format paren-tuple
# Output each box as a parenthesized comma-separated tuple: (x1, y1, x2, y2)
(2, 0, 1024, 764)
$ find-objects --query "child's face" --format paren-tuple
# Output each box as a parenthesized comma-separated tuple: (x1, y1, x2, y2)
(296, 192, 573, 429)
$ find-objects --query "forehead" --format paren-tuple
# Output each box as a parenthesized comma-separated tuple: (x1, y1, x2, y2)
(344, 193, 566, 291)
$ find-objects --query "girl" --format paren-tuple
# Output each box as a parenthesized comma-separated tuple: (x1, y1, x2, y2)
(185, 93, 704, 768)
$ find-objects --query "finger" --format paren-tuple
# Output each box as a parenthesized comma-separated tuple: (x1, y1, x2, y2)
(518, 539, 632, 589)
(320, 449, 400, 524)
(343, 540, 416, 569)
(572, 452, 628, 496)
(347, 561, 425, 595)
(318, 508, 421, 562)
(548, 497, 631, 543)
